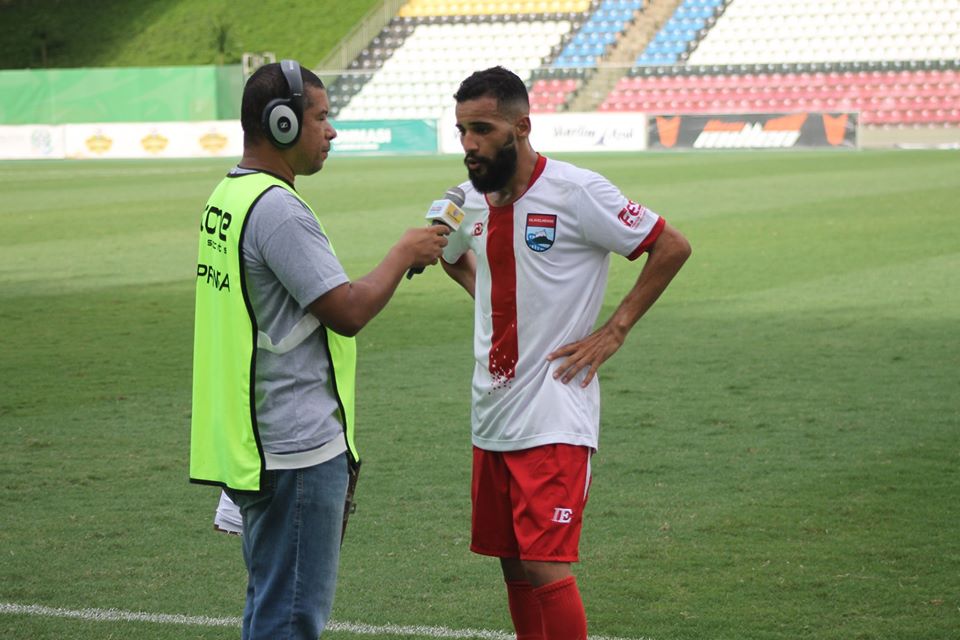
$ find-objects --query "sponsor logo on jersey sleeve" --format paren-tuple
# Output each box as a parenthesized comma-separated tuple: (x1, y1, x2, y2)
(617, 200, 647, 229)
(525, 213, 556, 252)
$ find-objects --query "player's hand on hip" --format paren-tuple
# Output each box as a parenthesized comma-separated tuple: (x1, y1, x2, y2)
(402, 225, 450, 268)
(546, 325, 625, 387)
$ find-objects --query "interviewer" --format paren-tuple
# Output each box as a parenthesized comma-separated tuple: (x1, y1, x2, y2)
(189, 60, 448, 640)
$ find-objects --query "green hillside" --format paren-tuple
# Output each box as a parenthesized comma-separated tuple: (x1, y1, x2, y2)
(0, 0, 381, 69)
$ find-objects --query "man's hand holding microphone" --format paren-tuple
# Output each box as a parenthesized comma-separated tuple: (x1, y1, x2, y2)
(307, 191, 456, 338)
(397, 222, 451, 274)
(406, 186, 465, 279)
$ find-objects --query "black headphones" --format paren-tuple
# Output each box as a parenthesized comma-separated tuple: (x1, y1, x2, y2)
(261, 59, 304, 148)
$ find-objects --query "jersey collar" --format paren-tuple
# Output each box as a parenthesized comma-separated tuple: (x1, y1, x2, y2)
(484, 153, 547, 210)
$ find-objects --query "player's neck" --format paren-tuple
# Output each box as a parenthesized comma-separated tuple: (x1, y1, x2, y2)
(487, 148, 539, 208)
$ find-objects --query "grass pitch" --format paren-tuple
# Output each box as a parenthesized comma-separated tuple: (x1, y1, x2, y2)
(0, 150, 958, 640)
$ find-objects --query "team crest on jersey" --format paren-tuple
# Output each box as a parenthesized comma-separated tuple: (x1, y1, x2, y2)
(525, 213, 556, 252)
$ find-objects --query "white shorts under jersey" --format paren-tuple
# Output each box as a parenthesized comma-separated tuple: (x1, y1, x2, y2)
(442, 155, 665, 452)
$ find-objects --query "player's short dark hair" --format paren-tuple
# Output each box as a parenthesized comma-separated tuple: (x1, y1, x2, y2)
(453, 66, 529, 119)
(240, 62, 325, 145)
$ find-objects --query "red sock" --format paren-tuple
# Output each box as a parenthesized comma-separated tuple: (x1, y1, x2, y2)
(532, 576, 587, 640)
(505, 580, 543, 640)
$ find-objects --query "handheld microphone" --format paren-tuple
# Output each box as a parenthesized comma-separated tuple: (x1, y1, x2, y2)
(406, 186, 466, 279)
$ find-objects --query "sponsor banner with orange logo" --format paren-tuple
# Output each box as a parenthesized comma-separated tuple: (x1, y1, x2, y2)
(649, 112, 858, 150)
(62, 121, 242, 159)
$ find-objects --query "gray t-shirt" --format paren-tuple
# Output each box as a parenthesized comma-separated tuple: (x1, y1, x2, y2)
(236, 169, 350, 457)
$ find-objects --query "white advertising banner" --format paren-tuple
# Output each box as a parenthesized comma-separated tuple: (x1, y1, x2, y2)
(0, 125, 66, 159)
(62, 121, 243, 159)
(529, 112, 648, 152)
(5, 113, 649, 159)
(439, 110, 647, 154)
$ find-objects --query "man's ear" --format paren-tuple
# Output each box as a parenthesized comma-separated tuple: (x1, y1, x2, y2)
(516, 114, 532, 139)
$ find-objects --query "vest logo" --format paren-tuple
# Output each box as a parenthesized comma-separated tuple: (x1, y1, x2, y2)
(472, 221, 485, 237)
(201, 205, 233, 242)
(551, 507, 574, 524)
(618, 200, 647, 229)
(200, 204, 233, 266)
(525, 213, 556, 252)
(197, 264, 230, 291)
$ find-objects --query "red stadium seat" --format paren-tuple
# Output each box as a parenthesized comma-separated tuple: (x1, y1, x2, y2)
(599, 66, 959, 127)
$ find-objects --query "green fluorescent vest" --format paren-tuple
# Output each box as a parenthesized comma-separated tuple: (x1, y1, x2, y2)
(190, 171, 358, 492)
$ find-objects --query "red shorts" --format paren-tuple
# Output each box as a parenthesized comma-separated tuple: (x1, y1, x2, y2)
(471, 444, 592, 562)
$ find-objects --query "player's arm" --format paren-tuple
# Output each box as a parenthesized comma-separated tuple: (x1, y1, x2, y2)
(547, 221, 691, 386)
(310, 226, 449, 337)
(441, 251, 477, 299)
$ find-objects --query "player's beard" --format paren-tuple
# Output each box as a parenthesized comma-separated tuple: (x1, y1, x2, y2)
(465, 133, 518, 194)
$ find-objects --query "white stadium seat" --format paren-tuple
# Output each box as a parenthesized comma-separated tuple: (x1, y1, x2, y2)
(337, 17, 572, 121)
(687, 0, 960, 65)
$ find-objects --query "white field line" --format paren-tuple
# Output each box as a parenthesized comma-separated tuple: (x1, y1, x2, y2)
(0, 602, 653, 640)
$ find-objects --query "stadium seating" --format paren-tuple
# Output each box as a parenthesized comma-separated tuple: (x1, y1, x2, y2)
(553, 0, 644, 68)
(332, 18, 577, 120)
(331, 0, 653, 119)
(399, 0, 592, 16)
(328, 0, 960, 128)
(529, 76, 582, 111)
(635, 0, 725, 65)
(600, 66, 960, 125)
(688, 0, 960, 64)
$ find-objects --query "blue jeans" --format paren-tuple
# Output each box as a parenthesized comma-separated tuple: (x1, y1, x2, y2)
(227, 454, 349, 640)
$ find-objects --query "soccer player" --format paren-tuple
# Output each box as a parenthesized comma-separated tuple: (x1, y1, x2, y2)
(440, 67, 691, 640)
(190, 60, 448, 640)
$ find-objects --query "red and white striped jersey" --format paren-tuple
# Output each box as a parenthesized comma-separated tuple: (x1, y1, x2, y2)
(443, 155, 665, 452)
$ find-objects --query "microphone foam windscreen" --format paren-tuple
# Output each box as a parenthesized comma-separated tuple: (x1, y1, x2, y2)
(444, 186, 466, 207)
